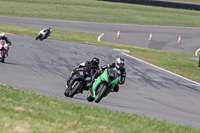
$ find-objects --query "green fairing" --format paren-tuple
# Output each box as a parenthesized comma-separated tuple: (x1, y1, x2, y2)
(92, 77, 102, 98)
(108, 74, 118, 85)
(92, 69, 118, 99)
(87, 92, 91, 97)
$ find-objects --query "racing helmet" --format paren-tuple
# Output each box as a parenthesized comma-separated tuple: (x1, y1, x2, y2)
(115, 58, 125, 70)
(0, 32, 5, 37)
(91, 57, 100, 68)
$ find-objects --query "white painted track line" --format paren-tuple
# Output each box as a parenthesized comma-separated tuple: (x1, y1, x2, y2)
(120, 52, 200, 86)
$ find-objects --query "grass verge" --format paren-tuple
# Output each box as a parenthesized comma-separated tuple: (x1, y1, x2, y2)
(1, 1, 200, 132)
(1, 24, 200, 83)
(1, 84, 200, 133)
(1, 0, 200, 27)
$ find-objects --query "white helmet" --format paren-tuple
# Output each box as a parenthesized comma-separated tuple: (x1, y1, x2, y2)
(0, 32, 5, 37)
(116, 58, 125, 70)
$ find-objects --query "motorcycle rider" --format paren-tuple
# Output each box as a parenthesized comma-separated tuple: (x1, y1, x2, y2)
(65, 57, 100, 89)
(89, 57, 126, 92)
(0, 32, 12, 56)
(43, 28, 52, 39)
(36, 27, 52, 40)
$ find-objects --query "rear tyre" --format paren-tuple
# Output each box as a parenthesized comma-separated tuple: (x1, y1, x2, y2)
(68, 81, 82, 98)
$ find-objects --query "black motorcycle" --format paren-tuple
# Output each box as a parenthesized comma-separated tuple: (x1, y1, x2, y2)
(64, 67, 92, 98)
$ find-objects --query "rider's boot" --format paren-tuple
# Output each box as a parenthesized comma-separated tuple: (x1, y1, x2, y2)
(112, 84, 119, 92)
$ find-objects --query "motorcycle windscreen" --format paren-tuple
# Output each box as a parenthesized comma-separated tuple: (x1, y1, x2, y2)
(107, 69, 118, 85)
(100, 69, 118, 85)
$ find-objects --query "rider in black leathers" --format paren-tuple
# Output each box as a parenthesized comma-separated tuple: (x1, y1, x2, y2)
(89, 57, 126, 92)
(65, 57, 100, 89)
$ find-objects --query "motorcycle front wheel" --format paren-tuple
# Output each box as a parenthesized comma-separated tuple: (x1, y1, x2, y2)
(1, 52, 5, 63)
(95, 84, 108, 103)
(35, 34, 42, 40)
(68, 80, 82, 98)
(64, 88, 69, 97)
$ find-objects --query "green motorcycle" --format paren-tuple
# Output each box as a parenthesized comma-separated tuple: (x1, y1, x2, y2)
(87, 68, 118, 103)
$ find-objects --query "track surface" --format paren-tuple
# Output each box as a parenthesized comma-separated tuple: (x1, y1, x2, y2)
(1, 16, 200, 55)
(0, 16, 200, 128)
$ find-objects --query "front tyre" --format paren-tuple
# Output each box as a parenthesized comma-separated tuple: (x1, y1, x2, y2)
(1, 53, 5, 63)
(95, 84, 108, 103)
(36, 34, 42, 40)
(68, 81, 82, 98)
(64, 88, 69, 97)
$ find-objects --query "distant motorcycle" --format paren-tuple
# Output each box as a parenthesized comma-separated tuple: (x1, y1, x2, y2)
(64, 67, 92, 98)
(35, 28, 51, 41)
(0, 40, 9, 63)
(87, 68, 118, 103)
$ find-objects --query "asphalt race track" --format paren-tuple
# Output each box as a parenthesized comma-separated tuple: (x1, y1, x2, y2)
(1, 16, 200, 56)
(0, 16, 200, 128)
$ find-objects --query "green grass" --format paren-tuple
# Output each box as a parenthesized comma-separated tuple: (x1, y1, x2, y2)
(1, 24, 200, 83)
(128, 52, 200, 82)
(1, 84, 200, 133)
(0, 0, 200, 27)
(1, 0, 200, 132)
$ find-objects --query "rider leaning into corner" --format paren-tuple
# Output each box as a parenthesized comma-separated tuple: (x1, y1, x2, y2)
(0, 32, 12, 56)
(36, 27, 52, 41)
(89, 57, 126, 92)
(43, 28, 52, 39)
(65, 57, 100, 89)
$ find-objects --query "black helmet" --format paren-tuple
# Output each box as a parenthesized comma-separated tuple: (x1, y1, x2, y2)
(115, 58, 125, 70)
(91, 57, 100, 68)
